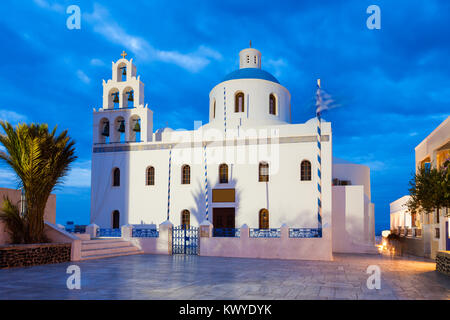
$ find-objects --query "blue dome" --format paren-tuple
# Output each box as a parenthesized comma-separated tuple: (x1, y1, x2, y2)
(222, 68, 280, 84)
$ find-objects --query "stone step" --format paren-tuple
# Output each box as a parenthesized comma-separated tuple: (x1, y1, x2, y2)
(81, 245, 140, 258)
(82, 239, 124, 244)
(80, 250, 143, 261)
(82, 240, 130, 250)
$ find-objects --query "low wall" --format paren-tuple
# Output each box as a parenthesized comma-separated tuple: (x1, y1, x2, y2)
(402, 236, 425, 257)
(0, 243, 71, 269)
(121, 223, 172, 255)
(44, 222, 81, 261)
(436, 251, 450, 276)
(200, 226, 333, 261)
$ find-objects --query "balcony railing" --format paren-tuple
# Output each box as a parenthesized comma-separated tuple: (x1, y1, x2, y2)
(213, 228, 240, 238)
(132, 228, 159, 238)
(96, 228, 121, 237)
(249, 228, 281, 238)
(94, 140, 143, 145)
(289, 228, 322, 238)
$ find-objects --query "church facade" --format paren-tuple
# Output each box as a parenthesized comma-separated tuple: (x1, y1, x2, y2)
(90, 46, 375, 260)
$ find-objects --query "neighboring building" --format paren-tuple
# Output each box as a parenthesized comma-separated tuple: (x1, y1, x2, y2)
(332, 158, 375, 253)
(90, 46, 375, 259)
(390, 116, 450, 258)
(390, 196, 414, 235)
(415, 116, 450, 257)
(0, 187, 56, 245)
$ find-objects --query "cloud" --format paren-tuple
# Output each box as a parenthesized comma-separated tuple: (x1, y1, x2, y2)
(76, 70, 91, 84)
(33, 0, 65, 13)
(0, 110, 27, 123)
(265, 58, 287, 77)
(0, 168, 18, 189)
(90, 58, 105, 67)
(84, 3, 221, 72)
(62, 160, 91, 188)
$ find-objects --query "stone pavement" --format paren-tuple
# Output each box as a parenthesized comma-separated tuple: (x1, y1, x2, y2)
(0, 253, 448, 300)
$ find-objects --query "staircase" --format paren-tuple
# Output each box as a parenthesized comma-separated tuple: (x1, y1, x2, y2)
(80, 239, 143, 261)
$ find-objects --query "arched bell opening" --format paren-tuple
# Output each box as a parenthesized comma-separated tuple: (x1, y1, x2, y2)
(113, 116, 126, 143)
(99, 118, 110, 144)
(129, 115, 141, 143)
(108, 88, 120, 109)
(122, 86, 134, 109)
(117, 62, 127, 82)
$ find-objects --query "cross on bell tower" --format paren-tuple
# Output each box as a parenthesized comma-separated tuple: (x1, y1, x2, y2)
(121, 50, 128, 59)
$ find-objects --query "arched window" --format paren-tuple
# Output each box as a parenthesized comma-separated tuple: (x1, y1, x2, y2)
(219, 164, 228, 184)
(301, 160, 312, 181)
(112, 210, 120, 229)
(235, 92, 244, 113)
(259, 209, 269, 229)
(182, 165, 190, 184)
(269, 94, 276, 115)
(213, 99, 216, 119)
(181, 209, 190, 228)
(113, 168, 120, 186)
(146, 166, 155, 185)
(259, 162, 269, 182)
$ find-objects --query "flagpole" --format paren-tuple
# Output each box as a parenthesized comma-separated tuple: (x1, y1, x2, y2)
(316, 79, 323, 237)
(167, 145, 172, 221)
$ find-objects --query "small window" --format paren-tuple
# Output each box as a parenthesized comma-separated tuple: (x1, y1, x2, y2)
(146, 166, 155, 185)
(235, 92, 244, 113)
(259, 209, 269, 229)
(259, 162, 269, 182)
(182, 165, 190, 184)
(113, 168, 120, 186)
(301, 160, 312, 181)
(181, 210, 190, 228)
(112, 210, 120, 228)
(219, 164, 228, 184)
(213, 99, 216, 119)
(269, 94, 276, 115)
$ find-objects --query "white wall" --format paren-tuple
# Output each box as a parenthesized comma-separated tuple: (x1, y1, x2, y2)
(331, 159, 376, 253)
(91, 122, 332, 232)
(200, 225, 332, 261)
(208, 79, 291, 129)
(390, 195, 412, 230)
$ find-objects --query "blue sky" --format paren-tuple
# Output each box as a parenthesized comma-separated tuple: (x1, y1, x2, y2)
(0, 0, 449, 234)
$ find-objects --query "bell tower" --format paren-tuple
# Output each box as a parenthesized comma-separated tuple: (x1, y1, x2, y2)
(239, 41, 261, 69)
(92, 51, 153, 145)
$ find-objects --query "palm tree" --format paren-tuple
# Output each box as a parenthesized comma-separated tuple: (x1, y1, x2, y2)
(0, 121, 76, 243)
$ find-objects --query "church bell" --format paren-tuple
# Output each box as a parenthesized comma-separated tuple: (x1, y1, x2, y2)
(118, 120, 125, 133)
(127, 90, 134, 102)
(112, 92, 119, 103)
(101, 122, 110, 137)
(133, 120, 141, 132)
(121, 66, 127, 76)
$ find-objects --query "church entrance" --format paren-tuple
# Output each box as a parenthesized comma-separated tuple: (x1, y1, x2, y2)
(213, 207, 236, 234)
(172, 225, 199, 255)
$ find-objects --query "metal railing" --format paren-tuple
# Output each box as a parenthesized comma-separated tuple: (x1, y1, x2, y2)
(249, 228, 281, 238)
(213, 228, 240, 238)
(289, 228, 322, 238)
(94, 140, 143, 145)
(96, 228, 121, 237)
(132, 228, 159, 238)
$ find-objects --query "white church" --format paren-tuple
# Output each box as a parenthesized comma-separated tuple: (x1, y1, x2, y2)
(90, 46, 376, 260)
